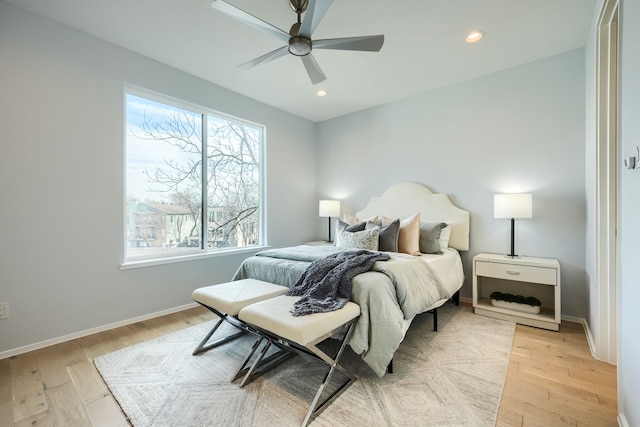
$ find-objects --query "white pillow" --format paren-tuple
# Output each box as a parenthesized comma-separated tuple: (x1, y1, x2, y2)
(335, 227, 380, 251)
(439, 223, 452, 251)
(343, 213, 379, 226)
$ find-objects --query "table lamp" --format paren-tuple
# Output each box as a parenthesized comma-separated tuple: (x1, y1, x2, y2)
(319, 200, 340, 242)
(494, 193, 532, 258)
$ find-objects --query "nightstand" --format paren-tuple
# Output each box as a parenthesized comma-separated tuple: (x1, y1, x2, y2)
(472, 253, 561, 331)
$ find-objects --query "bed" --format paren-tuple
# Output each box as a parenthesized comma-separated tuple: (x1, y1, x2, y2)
(233, 182, 470, 376)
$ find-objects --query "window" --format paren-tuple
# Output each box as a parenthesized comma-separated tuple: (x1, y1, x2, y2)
(125, 90, 264, 262)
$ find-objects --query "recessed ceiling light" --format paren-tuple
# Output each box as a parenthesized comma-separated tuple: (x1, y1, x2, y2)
(466, 30, 485, 43)
(316, 90, 327, 97)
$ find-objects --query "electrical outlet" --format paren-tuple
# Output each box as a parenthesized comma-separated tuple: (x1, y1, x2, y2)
(0, 302, 8, 319)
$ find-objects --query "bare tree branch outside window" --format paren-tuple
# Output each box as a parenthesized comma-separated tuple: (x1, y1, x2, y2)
(125, 93, 262, 260)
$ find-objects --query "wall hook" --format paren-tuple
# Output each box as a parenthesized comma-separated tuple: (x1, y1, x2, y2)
(624, 146, 639, 170)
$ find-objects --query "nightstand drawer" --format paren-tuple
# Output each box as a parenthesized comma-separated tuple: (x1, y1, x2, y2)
(475, 261, 557, 285)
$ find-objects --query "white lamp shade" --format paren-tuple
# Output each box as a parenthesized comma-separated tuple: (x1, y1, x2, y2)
(319, 200, 340, 217)
(494, 194, 533, 219)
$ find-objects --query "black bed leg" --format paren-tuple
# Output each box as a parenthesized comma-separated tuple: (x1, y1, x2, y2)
(432, 308, 438, 332)
(453, 290, 460, 306)
(387, 359, 393, 374)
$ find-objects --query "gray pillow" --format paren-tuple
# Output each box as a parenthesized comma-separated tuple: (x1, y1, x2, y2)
(366, 219, 400, 252)
(419, 222, 447, 254)
(336, 219, 366, 233)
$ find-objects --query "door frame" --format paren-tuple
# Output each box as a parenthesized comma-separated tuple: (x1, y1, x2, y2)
(594, 0, 619, 364)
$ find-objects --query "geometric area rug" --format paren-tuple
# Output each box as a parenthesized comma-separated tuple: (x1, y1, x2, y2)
(94, 303, 515, 427)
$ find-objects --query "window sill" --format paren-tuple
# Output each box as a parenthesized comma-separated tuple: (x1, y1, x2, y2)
(120, 245, 270, 270)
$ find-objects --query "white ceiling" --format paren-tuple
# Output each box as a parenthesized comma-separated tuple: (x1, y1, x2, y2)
(6, 0, 596, 122)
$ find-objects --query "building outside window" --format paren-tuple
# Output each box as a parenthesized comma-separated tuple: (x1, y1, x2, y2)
(125, 89, 264, 262)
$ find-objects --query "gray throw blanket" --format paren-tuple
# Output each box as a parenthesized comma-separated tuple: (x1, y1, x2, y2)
(286, 250, 390, 316)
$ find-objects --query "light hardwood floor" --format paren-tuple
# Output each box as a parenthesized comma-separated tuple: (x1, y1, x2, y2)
(0, 306, 618, 427)
(497, 321, 618, 427)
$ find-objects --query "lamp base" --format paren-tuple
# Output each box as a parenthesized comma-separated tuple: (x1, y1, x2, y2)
(505, 218, 520, 259)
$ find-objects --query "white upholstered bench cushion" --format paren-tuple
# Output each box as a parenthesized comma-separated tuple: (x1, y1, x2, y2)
(238, 295, 361, 346)
(192, 279, 288, 316)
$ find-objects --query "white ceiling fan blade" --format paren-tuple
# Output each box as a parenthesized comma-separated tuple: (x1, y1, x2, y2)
(211, 0, 289, 43)
(299, 0, 334, 38)
(238, 46, 289, 69)
(301, 54, 326, 84)
(314, 35, 384, 52)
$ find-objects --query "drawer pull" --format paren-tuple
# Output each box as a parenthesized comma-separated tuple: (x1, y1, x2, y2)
(505, 270, 521, 276)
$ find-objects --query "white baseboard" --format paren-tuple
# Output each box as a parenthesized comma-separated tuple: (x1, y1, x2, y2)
(560, 314, 583, 324)
(560, 314, 597, 358)
(618, 413, 629, 427)
(459, 296, 472, 305)
(0, 302, 199, 360)
(581, 318, 597, 358)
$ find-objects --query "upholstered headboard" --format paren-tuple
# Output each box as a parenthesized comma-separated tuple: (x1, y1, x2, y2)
(356, 182, 470, 251)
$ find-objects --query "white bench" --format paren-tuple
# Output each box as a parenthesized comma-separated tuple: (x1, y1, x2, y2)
(239, 295, 361, 427)
(192, 278, 292, 366)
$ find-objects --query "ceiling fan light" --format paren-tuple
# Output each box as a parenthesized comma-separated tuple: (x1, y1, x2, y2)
(289, 37, 312, 56)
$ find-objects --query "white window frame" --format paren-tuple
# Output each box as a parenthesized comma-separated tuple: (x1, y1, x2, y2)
(121, 87, 266, 269)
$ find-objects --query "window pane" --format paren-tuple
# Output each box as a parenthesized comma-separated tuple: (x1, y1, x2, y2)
(125, 94, 203, 259)
(206, 116, 261, 248)
(124, 90, 264, 263)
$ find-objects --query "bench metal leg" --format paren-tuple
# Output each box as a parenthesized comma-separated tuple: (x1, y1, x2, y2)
(231, 336, 265, 382)
(301, 319, 358, 427)
(236, 318, 358, 426)
(192, 317, 246, 355)
(234, 338, 295, 387)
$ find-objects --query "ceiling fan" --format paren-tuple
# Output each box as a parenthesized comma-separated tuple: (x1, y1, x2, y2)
(210, 0, 384, 84)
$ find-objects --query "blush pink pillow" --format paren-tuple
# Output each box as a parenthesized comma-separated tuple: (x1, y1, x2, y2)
(398, 213, 421, 255)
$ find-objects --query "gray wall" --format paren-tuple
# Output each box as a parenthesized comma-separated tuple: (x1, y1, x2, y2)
(0, 2, 317, 355)
(316, 50, 587, 318)
(618, 1, 640, 425)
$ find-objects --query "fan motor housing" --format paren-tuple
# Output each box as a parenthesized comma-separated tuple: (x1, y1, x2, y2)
(289, 36, 312, 56)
